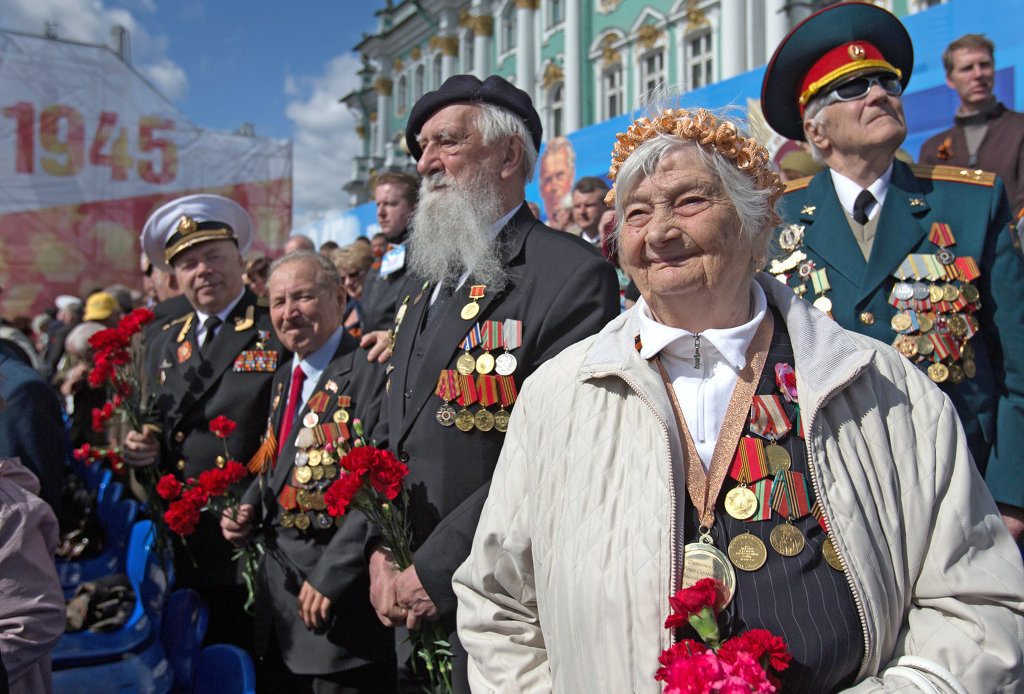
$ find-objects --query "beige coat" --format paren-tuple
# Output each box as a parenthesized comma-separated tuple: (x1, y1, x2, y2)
(454, 275, 1024, 693)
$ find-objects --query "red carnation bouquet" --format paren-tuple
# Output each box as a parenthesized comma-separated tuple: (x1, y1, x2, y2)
(157, 416, 263, 611)
(657, 578, 792, 693)
(323, 419, 452, 694)
(81, 307, 176, 563)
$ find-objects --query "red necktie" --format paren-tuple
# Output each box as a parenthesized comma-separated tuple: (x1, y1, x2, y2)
(278, 365, 307, 451)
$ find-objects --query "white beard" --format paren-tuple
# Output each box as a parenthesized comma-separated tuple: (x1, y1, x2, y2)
(408, 170, 509, 293)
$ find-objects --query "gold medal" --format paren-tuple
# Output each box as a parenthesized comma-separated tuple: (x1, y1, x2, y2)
(728, 532, 767, 572)
(293, 513, 311, 530)
(812, 295, 832, 312)
(474, 408, 495, 432)
(947, 363, 965, 385)
(321, 464, 338, 480)
(916, 314, 934, 333)
(312, 465, 324, 481)
(493, 408, 510, 433)
(460, 302, 480, 320)
(436, 402, 456, 427)
(332, 409, 349, 424)
(928, 284, 944, 303)
(475, 352, 495, 375)
(927, 362, 949, 383)
(916, 335, 935, 356)
(765, 442, 791, 474)
(941, 283, 959, 302)
(295, 466, 313, 484)
(946, 314, 968, 338)
(724, 486, 757, 520)
(963, 358, 977, 378)
(279, 512, 295, 528)
(960, 283, 980, 303)
(308, 449, 322, 466)
(682, 542, 735, 609)
(296, 489, 311, 509)
(896, 336, 918, 359)
(455, 408, 475, 432)
(456, 352, 476, 375)
(822, 537, 844, 571)
(769, 522, 805, 557)
(890, 312, 913, 333)
(310, 492, 327, 511)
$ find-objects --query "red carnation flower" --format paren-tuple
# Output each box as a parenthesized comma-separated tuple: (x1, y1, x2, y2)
(719, 629, 792, 673)
(181, 485, 210, 509)
(222, 460, 248, 484)
(324, 471, 365, 516)
(666, 578, 720, 628)
(165, 499, 201, 536)
(655, 640, 708, 682)
(209, 415, 237, 438)
(156, 474, 183, 500)
(198, 468, 231, 497)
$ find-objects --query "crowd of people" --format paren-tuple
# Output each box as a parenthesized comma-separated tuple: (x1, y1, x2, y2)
(2, 4, 1024, 693)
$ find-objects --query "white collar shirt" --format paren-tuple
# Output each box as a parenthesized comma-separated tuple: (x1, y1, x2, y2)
(194, 289, 245, 346)
(290, 325, 345, 405)
(830, 162, 893, 222)
(636, 281, 768, 469)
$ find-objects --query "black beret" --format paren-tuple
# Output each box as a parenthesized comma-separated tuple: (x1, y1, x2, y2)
(404, 74, 543, 160)
(761, 2, 913, 141)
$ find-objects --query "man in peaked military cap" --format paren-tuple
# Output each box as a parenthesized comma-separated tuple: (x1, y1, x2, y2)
(366, 74, 619, 692)
(762, 2, 1024, 542)
(125, 193, 288, 651)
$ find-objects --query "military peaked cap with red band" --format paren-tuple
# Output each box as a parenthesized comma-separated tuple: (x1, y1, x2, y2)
(761, 2, 913, 141)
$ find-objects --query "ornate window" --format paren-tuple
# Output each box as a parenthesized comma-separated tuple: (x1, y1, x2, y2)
(395, 75, 408, 115)
(461, 29, 475, 73)
(548, 82, 564, 137)
(603, 65, 625, 120)
(640, 49, 666, 95)
(548, 0, 564, 27)
(501, 3, 517, 53)
(687, 31, 713, 89)
(414, 64, 425, 99)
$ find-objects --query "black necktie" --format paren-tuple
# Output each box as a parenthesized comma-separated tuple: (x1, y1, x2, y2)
(852, 189, 875, 225)
(200, 316, 222, 357)
(426, 283, 454, 326)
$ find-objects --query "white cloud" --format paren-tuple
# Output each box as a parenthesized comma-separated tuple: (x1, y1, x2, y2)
(140, 58, 188, 101)
(285, 52, 364, 224)
(2, 0, 188, 101)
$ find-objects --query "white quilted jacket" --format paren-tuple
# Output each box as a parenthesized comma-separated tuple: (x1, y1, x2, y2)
(454, 274, 1024, 693)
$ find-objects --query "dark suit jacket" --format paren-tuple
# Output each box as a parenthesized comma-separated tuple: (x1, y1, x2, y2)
(240, 331, 390, 674)
(382, 204, 621, 620)
(144, 289, 286, 586)
(360, 229, 410, 333)
(0, 340, 65, 514)
(777, 161, 1024, 506)
(919, 102, 1024, 217)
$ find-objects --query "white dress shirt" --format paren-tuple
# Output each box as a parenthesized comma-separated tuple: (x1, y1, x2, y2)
(829, 162, 893, 222)
(636, 281, 768, 469)
(194, 289, 245, 346)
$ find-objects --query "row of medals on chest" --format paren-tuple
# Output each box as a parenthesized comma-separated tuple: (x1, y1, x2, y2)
(279, 410, 351, 531)
(887, 279, 980, 385)
(437, 321, 522, 434)
(685, 432, 843, 610)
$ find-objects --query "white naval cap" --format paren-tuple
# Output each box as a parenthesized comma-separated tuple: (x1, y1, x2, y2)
(142, 194, 254, 271)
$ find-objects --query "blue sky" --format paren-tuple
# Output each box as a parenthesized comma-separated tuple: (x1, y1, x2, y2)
(2, 0, 385, 225)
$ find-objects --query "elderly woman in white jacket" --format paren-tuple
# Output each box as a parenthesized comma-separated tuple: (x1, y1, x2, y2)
(453, 107, 1024, 693)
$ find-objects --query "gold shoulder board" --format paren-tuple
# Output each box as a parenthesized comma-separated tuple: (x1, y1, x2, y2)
(784, 175, 813, 193)
(911, 163, 996, 187)
(162, 312, 193, 331)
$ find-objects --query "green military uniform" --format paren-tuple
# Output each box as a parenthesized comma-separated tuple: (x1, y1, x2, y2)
(772, 161, 1024, 505)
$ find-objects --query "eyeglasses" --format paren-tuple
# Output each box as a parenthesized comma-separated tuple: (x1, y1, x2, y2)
(830, 74, 903, 102)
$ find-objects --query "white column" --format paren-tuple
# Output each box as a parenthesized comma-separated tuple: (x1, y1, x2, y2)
(719, 0, 746, 81)
(564, 0, 581, 131)
(515, 0, 536, 97)
(764, 0, 789, 61)
(474, 27, 490, 76)
(373, 76, 392, 159)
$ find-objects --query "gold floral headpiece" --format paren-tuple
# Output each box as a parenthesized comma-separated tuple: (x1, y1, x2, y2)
(604, 108, 786, 206)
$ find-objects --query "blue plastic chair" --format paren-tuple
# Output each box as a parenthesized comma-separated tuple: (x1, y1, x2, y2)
(57, 499, 139, 589)
(159, 589, 209, 692)
(84, 466, 112, 492)
(52, 520, 171, 669)
(193, 644, 256, 694)
(51, 632, 173, 694)
(96, 480, 124, 526)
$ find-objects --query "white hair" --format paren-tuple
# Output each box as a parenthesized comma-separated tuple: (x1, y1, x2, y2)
(474, 103, 539, 183)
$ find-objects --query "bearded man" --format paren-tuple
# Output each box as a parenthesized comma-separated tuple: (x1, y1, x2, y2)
(367, 74, 619, 693)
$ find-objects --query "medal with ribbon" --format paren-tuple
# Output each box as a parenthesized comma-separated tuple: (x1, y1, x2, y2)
(749, 394, 792, 474)
(475, 374, 499, 432)
(455, 374, 478, 432)
(461, 285, 486, 321)
(809, 268, 833, 316)
(724, 437, 769, 521)
(768, 470, 811, 557)
(434, 370, 459, 427)
(495, 374, 517, 432)
(477, 321, 502, 375)
(457, 325, 482, 375)
(496, 319, 522, 375)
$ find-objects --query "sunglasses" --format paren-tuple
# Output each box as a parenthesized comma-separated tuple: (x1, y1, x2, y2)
(830, 74, 903, 102)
